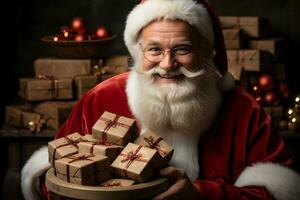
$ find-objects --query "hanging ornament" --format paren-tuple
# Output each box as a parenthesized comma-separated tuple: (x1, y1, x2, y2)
(258, 74, 274, 91)
(262, 91, 279, 106)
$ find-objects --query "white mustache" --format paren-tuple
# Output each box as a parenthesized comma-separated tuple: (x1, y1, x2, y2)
(142, 66, 207, 78)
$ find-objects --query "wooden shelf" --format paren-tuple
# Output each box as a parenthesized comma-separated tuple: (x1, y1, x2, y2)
(0, 126, 55, 139)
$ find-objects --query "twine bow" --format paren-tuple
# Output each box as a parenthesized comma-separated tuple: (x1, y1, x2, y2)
(101, 182, 122, 187)
(99, 114, 130, 141)
(144, 136, 167, 156)
(89, 139, 114, 154)
(120, 145, 147, 169)
(52, 136, 84, 166)
(65, 154, 95, 183)
(37, 75, 58, 99)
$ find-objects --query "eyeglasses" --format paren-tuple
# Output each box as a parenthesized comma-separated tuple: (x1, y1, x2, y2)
(139, 43, 193, 63)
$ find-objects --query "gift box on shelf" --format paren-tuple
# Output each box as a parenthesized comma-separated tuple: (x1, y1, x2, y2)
(227, 49, 272, 72)
(54, 153, 111, 186)
(74, 75, 98, 99)
(134, 131, 173, 169)
(34, 58, 99, 78)
(34, 101, 77, 130)
(48, 132, 83, 165)
(5, 105, 46, 132)
(219, 16, 269, 38)
(111, 143, 161, 183)
(78, 134, 124, 163)
(100, 178, 135, 187)
(248, 38, 284, 61)
(223, 28, 244, 49)
(92, 111, 136, 146)
(19, 77, 73, 101)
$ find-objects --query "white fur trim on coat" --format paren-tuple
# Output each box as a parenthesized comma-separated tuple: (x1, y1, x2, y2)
(124, 0, 214, 60)
(21, 146, 50, 200)
(234, 162, 300, 200)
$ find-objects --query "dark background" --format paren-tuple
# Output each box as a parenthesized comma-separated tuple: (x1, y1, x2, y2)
(0, 0, 299, 199)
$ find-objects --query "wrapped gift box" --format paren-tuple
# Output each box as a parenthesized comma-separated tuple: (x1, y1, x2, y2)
(219, 16, 269, 38)
(54, 153, 111, 185)
(48, 132, 83, 165)
(227, 50, 272, 72)
(134, 131, 174, 169)
(5, 105, 45, 132)
(100, 178, 135, 187)
(78, 134, 124, 163)
(111, 143, 160, 183)
(223, 28, 244, 49)
(19, 78, 73, 101)
(248, 38, 284, 61)
(74, 75, 98, 99)
(34, 58, 98, 78)
(92, 111, 136, 146)
(34, 101, 76, 130)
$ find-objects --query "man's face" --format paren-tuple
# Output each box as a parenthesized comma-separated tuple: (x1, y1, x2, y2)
(139, 19, 201, 85)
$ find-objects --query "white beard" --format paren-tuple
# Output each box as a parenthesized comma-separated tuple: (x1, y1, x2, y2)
(126, 65, 222, 181)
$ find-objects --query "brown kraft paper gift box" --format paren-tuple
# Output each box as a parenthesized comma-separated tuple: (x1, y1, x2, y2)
(74, 75, 98, 99)
(34, 58, 98, 78)
(54, 153, 111, 186)
(34, 101, 77, 130)
(248, 38, 284, 61)
(219, 16, 269, 38)
(92, 111, 136, 146)
(134, 130, 174, 169)
(100, 178, 135, 187)
(111, 143, 161, 183)
(223, 28, 244, 49)
(227, 50, 271, 72)
(48, 132, 83, 165)
(19, 78, 73, 101)
(78, 134, 124, 163)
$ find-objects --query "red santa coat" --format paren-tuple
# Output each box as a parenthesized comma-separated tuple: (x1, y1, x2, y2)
(54, 72, 296, 200)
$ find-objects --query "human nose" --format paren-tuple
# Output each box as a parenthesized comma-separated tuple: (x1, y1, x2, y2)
(159, 50, 176, 71)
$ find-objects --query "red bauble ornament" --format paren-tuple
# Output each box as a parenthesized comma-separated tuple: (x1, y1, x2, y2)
(71, 17, 87, 33)
(263, 91, 279, 106)
(94, 25, 110, 39)
(74, 33, 87, 42)
(258, 74, 274, 91)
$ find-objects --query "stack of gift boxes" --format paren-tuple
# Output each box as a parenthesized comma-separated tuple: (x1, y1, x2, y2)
(48, 111, 174, 187)
(4, 56, 129, 133)
(220, 16, 287, 129)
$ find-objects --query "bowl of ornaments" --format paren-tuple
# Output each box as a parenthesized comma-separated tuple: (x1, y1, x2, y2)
(42, 17, 117, 59)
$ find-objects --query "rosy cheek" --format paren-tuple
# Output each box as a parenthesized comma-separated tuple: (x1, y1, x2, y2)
(142, 58, 155, 71)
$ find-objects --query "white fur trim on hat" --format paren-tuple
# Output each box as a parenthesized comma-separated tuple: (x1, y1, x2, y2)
(234, 162, 300, 200)
(124, 0, 214, 60)
(21, 146, 50, 200)
(218, 72, 235, 92)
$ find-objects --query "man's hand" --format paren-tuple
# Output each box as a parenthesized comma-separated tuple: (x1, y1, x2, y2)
(153, 166, 201, 200)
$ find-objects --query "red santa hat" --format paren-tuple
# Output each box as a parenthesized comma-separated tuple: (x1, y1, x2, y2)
(124, 0, 235, 91)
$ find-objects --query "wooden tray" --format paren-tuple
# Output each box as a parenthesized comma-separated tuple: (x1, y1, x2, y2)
(46, 168, 169, 200)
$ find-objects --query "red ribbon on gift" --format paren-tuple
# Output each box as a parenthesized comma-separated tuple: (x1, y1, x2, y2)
(99, 114, 130, 141)
(144, 136, 167, 156)
(37, 75, 58, 99)
(89, 139, 114, 154)
(65, 154, 95, 183)
(101, 181, 122, 187)
(52, 136, 84, 166)
(120, 145, 147, 169)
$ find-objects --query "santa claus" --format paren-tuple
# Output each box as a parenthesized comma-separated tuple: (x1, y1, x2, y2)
(21, 0, 300, 199)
